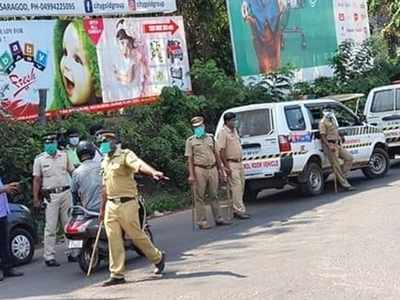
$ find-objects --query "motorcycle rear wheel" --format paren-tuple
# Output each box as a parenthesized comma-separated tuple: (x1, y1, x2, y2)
(78, 238, 101, 274)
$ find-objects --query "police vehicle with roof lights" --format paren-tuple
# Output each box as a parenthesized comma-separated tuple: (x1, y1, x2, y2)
(216, 99, 390, 200)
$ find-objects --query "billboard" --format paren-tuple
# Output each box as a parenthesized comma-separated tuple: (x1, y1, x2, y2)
(0, 17, 191, 120)
(226, 0, 370, 81)
(0, 0, 177, 17)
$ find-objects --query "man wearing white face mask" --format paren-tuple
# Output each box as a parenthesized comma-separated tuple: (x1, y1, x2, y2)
(66, 128, 81, 168)
(319, 106, 355, 192)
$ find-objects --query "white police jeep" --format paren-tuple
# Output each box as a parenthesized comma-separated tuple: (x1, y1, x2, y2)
(215, 99, 389, 200)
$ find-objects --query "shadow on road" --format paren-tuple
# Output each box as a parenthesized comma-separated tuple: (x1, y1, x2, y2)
(4, 162, 400, 300)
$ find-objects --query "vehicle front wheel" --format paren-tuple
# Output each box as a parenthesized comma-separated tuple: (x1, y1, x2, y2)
(362, 148, 389, 179)
(299, 162, 324, 196)
(9, 227, 34, 266)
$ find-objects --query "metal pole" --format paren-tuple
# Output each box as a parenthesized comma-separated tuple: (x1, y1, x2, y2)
(37, 88, 48, 125)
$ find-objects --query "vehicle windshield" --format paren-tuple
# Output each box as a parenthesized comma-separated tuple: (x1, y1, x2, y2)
(236, 109, 272, 138)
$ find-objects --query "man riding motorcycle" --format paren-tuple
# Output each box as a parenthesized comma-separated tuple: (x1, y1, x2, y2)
(71, 141, 102, 211)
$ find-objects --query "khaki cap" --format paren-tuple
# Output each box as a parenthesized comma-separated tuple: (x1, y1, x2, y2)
(191, 116, 204, 127)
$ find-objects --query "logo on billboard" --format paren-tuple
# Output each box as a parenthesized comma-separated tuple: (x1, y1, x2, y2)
(84, 0, 94, 13)
(0, 41, 47, 74)
(0, 41, 48, 98)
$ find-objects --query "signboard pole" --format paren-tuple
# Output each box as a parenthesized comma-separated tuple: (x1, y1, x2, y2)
(38, 88, 47, 125)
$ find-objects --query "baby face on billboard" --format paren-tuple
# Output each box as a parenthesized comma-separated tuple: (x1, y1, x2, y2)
(60, 23, 93, 105)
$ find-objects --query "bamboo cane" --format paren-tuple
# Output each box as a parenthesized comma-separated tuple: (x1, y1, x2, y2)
(87, 221, 103, 277)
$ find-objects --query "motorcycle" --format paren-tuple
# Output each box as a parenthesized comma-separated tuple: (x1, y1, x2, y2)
(65, 195, 153, 274)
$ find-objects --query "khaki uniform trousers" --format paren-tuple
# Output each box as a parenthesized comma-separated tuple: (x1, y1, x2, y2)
(104, 199, 162, 279)
(44, 190, 73, 260)
(228, 162, 246, 213)
(323, 144, 353, 188)
(193, 166, 222, 224)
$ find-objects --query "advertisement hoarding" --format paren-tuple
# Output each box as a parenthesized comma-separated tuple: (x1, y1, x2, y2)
(226, 0, 370, 82)
(0, 17, 191, 120)
(0, 0, 177, 17)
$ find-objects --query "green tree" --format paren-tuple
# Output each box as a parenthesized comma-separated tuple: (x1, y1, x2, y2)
(176, 0, 234, 74)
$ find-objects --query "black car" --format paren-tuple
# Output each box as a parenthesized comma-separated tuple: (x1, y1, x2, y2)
(7, 203, 36, 265)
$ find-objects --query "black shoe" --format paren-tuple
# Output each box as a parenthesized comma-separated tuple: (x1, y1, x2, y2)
(342, 185, 356, 192)
(234, 212, 251, 220)
(102, 277, 126, 287)
(67, 255, 77, 263)
(4, 268, 23, 277)
(215, 219, 232, 226)
(45, 259, 61, 267)
(154, 252, 166, 275)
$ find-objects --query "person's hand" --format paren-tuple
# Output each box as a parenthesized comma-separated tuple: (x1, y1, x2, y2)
(152, 171, 169, 181)
(329, 144, 337, 152)
(219, 170, 227, 183)
(224, 167, 232, 177)
(3, 182, 19, 194)
(98, 209, 105, 224)
(188, 175, 196, 185)
(33, 199, 42, 209)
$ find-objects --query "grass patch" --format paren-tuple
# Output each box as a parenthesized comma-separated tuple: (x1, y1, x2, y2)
(144, 189, 191, 215)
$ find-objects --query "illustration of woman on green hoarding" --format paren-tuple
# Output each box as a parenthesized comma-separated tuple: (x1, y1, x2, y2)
(242, 0, 287, 73)
(49, 20, 102, 110)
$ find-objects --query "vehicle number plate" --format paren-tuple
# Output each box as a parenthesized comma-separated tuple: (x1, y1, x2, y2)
(68, 240, 83, 249)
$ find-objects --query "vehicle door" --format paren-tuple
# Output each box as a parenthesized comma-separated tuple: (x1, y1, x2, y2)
(236, 108, 280, 179)
(333, 103, 372, 163)
(366, 88, 400, 145)
(284, 105, 313, 173)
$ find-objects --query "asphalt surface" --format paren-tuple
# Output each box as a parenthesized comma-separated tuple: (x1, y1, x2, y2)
(2, 163, 400, 300)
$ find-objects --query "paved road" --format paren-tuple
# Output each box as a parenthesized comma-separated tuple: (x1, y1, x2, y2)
(3, 163, 400, 300)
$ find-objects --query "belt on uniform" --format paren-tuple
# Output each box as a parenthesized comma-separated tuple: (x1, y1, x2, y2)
(194, 163, 216, 169)
(43, 186, 70, 194)
(328, 140, 339, 144)
(108, 197, 135, 204)
(227, 158, 242, 163)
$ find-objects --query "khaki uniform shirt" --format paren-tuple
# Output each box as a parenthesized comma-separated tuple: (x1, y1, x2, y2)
(101, 148, 143, 199)
(185, 134, 216, 166)
(216, 125, 242, 160)
(32, 151, 74, 189)
(319, 117, 340, 142)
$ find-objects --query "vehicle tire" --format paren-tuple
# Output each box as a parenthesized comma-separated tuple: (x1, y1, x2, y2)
(244, 189, 259, 202)
(135, 226, 154, 257)
(362, 148, 389, 179)
(300, 162, 324, 196)
(9, 227, 34, 266)
(78, 239, 100, 274)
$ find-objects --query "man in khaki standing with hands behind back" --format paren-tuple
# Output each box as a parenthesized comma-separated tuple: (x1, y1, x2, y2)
(217, 112, 250, 220)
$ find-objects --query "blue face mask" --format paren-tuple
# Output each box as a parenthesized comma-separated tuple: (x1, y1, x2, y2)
(194, 127, 205, 138)
(44, 143, 57, 155)
(99, 142, 112, 154)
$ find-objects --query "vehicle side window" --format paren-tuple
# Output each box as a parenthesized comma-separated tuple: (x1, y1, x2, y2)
(305, 106, 321, 130)
(237, 109, 273, 137)
(285, 106, 306, 131)
(332, 104, 359, 127)
(396, 89, 400, 110)
(371, 89, 394, 113)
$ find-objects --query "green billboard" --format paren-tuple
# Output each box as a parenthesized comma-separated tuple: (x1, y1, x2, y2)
(227, 0, 338, 79)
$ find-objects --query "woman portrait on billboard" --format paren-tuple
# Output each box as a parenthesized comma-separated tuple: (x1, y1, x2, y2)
(50, 19, 102, 110)
(112, 19, 150, 98)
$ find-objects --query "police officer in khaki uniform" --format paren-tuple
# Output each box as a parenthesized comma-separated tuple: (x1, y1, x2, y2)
(97, 130, 166, 287)
(319, 106, 355, 191)
(33, 133, 76, 267)
(185, 116, 232, 230)
(217, 112, 250, 219)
